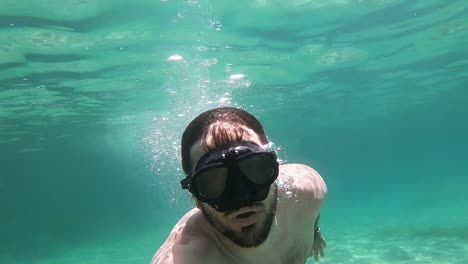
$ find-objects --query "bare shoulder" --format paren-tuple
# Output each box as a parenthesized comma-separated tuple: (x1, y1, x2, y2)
(151, 209, 221, 264)
(151, 236, 216, 264)
(278, 163, 327, 200)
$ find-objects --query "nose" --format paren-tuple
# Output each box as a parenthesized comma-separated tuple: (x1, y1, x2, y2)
(232, 174, 253, 202)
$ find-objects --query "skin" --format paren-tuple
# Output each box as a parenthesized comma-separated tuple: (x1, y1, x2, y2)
(152, 129, 327, 264)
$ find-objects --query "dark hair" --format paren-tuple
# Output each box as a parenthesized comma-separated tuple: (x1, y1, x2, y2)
(181, 107, 268, 174)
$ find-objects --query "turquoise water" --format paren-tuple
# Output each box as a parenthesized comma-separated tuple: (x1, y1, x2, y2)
(1, 0, 467, 263)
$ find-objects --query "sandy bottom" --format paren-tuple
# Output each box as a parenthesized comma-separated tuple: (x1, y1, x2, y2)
(2, 224, 467, 264)
(307, 225, 468, 264)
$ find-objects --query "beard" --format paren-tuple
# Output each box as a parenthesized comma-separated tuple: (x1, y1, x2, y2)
(200, 186, 278, 248)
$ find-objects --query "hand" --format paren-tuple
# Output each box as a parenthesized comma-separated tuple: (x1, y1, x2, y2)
(312, 227, 326, 262)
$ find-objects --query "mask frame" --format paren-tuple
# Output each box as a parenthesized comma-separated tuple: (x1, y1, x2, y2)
(181, 141, 279, 212)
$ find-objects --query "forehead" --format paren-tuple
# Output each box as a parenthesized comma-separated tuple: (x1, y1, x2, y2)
(188, 126, 263, 172)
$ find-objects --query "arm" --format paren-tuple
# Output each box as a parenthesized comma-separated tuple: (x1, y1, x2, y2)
(314, 214, 320, 240)
(279, 164, 327, 261)
(312, 214, 327, 262)
(300, 166, 326, 262)
(298, 165, 327, 262)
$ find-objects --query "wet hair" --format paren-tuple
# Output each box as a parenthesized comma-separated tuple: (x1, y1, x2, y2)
(181, 107, 268, 175)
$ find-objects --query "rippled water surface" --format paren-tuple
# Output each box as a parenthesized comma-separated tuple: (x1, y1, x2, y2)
(1, 0, 467, 263)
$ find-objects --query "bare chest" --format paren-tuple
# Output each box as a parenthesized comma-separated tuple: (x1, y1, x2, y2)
(278, 223, 315, 264)
(280, 239, 313, 264)
(228, 239, 313, 264)
(228, 221, 315, 264)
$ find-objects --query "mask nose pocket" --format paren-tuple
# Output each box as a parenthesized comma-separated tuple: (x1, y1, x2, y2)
(230, 168, 254, 203)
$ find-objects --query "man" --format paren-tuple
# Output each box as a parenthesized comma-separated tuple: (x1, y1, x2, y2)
(152, 107, 327, 264)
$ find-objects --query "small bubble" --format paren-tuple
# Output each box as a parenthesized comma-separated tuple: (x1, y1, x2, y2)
(229, 73, 245, 81)
(167, 55, 183, 61)
(218, 97, 230, 104)
(286, 190, 293, 198)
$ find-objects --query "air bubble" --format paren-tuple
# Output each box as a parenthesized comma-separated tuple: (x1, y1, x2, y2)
(167, 55, 183, 61)
(229, 73, 245, 80)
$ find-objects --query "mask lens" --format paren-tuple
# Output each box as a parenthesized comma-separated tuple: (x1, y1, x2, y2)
(238, 153, 277, 185)
(194, 167, 228, 199)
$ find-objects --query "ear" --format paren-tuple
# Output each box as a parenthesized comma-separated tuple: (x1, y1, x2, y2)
(193, 195, 202, 209)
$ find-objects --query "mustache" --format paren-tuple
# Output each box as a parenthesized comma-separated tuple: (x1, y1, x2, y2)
(223, 201, 264, 216)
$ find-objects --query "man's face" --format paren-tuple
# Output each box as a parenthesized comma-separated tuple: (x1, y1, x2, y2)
(189, 132, 278, 248)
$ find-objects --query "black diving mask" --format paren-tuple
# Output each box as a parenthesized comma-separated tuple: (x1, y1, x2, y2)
(181, 141, 279, 212)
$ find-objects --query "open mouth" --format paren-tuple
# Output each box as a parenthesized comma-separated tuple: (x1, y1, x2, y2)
(236, 211, 256, 219)
(231, 208, 260, 227)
